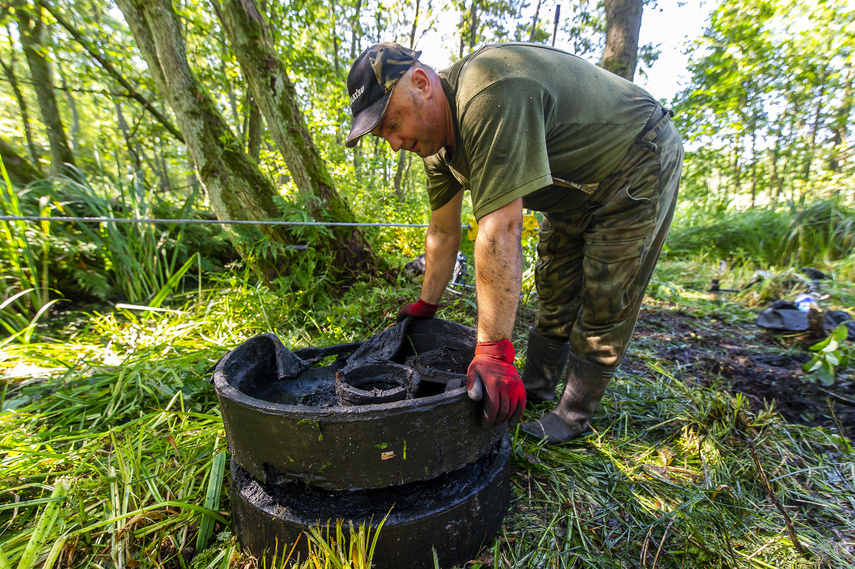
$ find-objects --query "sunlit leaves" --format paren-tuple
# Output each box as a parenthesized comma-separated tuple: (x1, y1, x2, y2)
(673, 0, 855, 206)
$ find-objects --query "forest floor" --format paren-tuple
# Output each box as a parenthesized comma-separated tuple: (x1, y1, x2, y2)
(629, 303, 855, 437)
(489, 277, 855, 568)
(1, 262, 854, 568)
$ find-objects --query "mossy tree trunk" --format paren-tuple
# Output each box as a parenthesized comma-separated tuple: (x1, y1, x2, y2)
(0, 137, 42, 186)
(0, 44, 40, 165)
(601, 0, 643, 81)
(14, 0, 75, 176)
(217, 0, 382, 275)
(115, 0, 293, 281)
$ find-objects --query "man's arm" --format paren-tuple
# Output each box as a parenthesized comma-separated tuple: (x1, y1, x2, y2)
(473, 199, 524, 342)
(419, 189, 465, 304)
(466, 197, 526, 426)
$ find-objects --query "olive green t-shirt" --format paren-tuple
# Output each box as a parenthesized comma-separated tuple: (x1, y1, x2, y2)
(423, 43, 659, 220)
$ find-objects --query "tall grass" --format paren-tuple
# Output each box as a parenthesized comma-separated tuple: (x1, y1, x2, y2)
(666, 199, 855, 277)
(55, 169, 202, 305)
(0, 166, 212, 347)
(1, 269, 853, 568)
(2, 179, 853, 567)
(0, 292, 231, 568)
(0, 159, 60, 344)
(0, 274, 407, 568)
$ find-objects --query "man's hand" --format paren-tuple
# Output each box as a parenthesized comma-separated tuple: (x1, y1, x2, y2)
(467, 339, 526, 427)
(396, 298, 439, 322)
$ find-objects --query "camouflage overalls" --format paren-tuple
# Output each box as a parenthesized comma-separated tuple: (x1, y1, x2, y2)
(534, 107, 683, 367)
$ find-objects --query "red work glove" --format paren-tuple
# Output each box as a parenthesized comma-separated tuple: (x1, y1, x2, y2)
(467, 339, 526, 427)
(396, 298, 439, 322)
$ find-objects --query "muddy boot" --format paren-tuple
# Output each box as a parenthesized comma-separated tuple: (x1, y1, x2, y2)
(521, 328, 571, 403)
(521, 350, 615, 444)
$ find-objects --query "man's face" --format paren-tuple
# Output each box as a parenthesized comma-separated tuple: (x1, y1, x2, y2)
(371, 72, 445, 158)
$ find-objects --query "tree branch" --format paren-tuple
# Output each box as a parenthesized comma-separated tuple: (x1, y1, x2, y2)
(38, 0, 185, 143)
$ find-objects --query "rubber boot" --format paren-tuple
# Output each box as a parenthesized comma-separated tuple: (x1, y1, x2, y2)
(521, 328, 571, 403)
(521, 350, 615, 444)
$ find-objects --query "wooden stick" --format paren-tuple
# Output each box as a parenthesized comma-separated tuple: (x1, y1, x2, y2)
(747, 438, 808, 556)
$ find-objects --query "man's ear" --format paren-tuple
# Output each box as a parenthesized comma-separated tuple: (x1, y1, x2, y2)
(411, 67, 432, 98)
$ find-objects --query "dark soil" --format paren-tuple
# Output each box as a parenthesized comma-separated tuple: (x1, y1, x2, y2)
(627, 304, 855, 437)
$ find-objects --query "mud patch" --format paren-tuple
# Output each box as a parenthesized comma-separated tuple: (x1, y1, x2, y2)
(631, 306, 855, 434)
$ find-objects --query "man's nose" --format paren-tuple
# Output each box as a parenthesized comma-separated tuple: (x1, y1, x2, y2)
(387, 135, 403, 152)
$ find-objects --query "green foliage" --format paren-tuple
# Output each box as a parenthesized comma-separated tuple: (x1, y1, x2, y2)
(3, 2, 855, 564)
(667, 199, 855, 272)
(13, 478, 69, 569)
(196, 441, 228, 553)
(0, 158, 61, 343)
(2, 260, 854, 568)
(802, 322, 852, 386)
(301, 517, 386, 569)
(674, 0, 855, 208)
(3, 167, 232, 310)
(55, 170, 203, 303)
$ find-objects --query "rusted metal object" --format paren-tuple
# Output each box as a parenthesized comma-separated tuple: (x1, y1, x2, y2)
(213, 318, 510, 568)
(231, 437, 510, 568)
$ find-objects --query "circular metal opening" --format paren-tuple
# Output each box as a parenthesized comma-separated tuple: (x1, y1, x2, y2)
(336, 362, 419, 406)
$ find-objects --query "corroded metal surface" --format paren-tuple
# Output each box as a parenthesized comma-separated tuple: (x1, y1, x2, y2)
(214, 319, 504, 490)
(215, 318, 511, 568)
(231, 435, 511, 569)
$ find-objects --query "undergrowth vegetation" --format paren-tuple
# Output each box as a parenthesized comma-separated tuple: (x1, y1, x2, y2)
(2, 173, 855, 567)
(1, 258, 854, 568)
(666, 199, 855, 275)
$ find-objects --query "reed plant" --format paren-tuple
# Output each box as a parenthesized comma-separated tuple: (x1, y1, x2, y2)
(666, 199, 855, 279)
(54, 169, 203, 305)
(0, 159, 60, 344)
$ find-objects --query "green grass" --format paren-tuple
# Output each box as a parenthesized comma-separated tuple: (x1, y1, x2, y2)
(1, 259, 853, 568)
(666, 199, 855, 278)
(0, 159, 60, 344)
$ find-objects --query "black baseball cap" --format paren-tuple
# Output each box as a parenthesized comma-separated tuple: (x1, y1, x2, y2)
(346, 42, 421, 148)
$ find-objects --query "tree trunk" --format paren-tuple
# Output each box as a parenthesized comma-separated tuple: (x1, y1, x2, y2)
(829, 66, 852, 174)
(469, 0, 478, 50)
(785, 102, 798, 203)
(350, 0, 362, 60)
(459, 12, 465, 58)
(393, 152, 410, 200)
(770, 134, 781, 204)
(349, 0, 363, 182)
(246, 95, 262, 161)
(115, 102, 142, 172)
(0, 137, 42, 185)
(732, 134, 741, 196)
(55, 59, 81, 157)
(0, 35, 40, 164)
(158, 146, 172, 194)
(393, 4, 420, 199)
(528, 0, 541, 42)
(15, 0, 76, 176)
(750, 127, 757, 207)
(219, 29, 242, 134)
(116, 0, 294, 281)
(217, 0, 381, 275)
(800, 96, 824, 200)
(330, 0, 340, 75)
(408, 0, 420, 48)
(601, 0, 643, 81)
